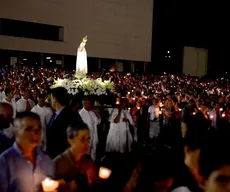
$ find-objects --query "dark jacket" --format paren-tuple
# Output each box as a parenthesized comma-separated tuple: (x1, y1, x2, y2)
(0, 133, 13, 154)
(46, 106, 82, 158)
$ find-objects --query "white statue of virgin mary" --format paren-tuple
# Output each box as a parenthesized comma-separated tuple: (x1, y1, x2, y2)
(76, 35, 88, 77)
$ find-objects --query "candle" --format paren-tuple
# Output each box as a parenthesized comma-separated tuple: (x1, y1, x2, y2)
(222, 113, 226, 117)
(42, 178, 59, 192)
(137, 106, 140, 110)
(192, 112, 196, 115)
(128, 92, 130, 94)
(116, 101, 120, 105)
(99, 167, 112, 179)
(179, 108, 182, 111)
(159, 111, 162, 115)
(209, 115, 213, 119)
(141, 91, 144, 95)
(220, 108, 223, 112)
(198, 107, 201, 110)
(132, 98, 135, 101)
(128, 107, 131, 112)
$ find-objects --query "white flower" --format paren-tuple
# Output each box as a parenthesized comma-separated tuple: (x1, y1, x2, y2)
(52, 77, 114, 95)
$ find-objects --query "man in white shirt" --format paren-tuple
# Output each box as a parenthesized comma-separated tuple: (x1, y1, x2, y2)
(2, 88, 17, 119)
(79, 98, 101, 161)
(148, 99, 160, 146)
(31, 94, 53, 150)
(16, 90, 35, 113)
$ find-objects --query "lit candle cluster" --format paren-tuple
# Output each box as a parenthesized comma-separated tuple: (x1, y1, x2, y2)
(99, 167, 112, 179)
(42, 178, 59, 192)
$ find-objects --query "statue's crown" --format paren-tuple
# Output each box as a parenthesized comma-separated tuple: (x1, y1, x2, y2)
(82, 35, 87, 42)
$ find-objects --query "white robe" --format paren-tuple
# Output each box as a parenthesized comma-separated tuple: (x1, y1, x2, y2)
(16, 98, 35, 113)
(79, 108, 101, 161)
(148, 105, 160, 138)
(106, 109, 134, 153)
(31, 104, 53, 150)
(2, 98, 17, 118)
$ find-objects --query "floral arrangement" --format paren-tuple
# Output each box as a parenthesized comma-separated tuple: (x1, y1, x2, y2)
(51, 77, 115, 96)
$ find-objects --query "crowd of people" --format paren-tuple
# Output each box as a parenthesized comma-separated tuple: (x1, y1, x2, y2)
(0, 65, 230, 192)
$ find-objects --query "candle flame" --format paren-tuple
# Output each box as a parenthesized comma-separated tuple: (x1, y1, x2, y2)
(42, 177, 59, 192)
(99, 167, 112, 179)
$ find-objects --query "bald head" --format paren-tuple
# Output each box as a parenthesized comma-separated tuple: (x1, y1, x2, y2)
(0, 102, 13, 129)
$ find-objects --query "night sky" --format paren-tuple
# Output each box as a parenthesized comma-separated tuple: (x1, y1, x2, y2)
(151, 0, 228, 77)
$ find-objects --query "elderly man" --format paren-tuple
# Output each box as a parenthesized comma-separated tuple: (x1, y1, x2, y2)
(54, 123, 97, 192)
(0, 111, 54, 192)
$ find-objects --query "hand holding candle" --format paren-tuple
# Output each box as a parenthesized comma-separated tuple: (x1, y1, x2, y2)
(42, 177, 59, 192)
(99, 167, 112, 179)
(159, 102, 163, 107)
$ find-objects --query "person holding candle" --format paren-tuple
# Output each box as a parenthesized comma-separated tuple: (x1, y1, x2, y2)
(0, 111, 55, 192)
(106, 98, 134, 153)
(131, 100, 142, 142)
(193, 102, 211, 132)
(54, 123, 97, 192)
(181, 99, 196, 138)
(208, 101, 221, 129)
(148, 99, 160, 147)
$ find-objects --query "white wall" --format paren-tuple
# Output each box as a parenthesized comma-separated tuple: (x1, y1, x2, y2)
(182, 46, 208, 77)
(0, 0, 153, 62)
